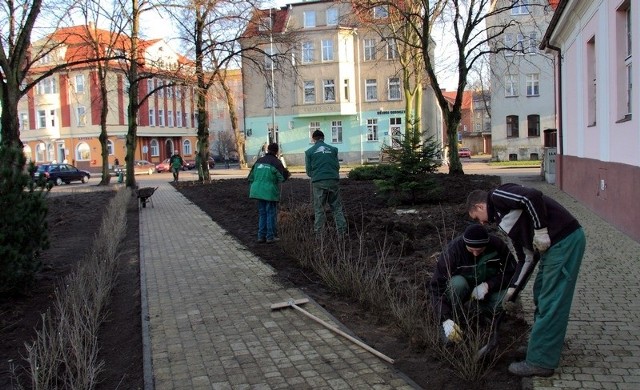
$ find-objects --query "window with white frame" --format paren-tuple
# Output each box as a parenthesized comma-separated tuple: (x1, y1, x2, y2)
(309, 121, 321, 141)
(158, 109, 165, 127)
(364, 39, 376, 61)
(367, 119, 378, 141)
(75, 74, 85, 93)
(76, 106, 86, 126)
(511, 0, 529, 15)
(23, 145, 32, 162)
(47, 144, 54, 161)
(587, 36, 597, 125)
(504, 33, 514, 56)
(326, 8, 338, 26)
(38, 110, 46, 128)
(36, 143, 46, 162)
(150, 139, 159, 156)
(304, 81, 316, 103)
(386, 38, 398, 59)
(302, 41, 314, 63)
(526, 73, 539, 96)
(147, 79, 154, 93)
(365, 79, 377, 101)
(37, 77, 57, 94)
(49, 109, 56, 127)
(343, 79, 350, 101)
(157, 79, 164, 97)
(107, 140, 114, 155)
(617, 2, 632, 117)
(388, 77, 401, 100)
(505, 75, 518, 97)
(167, 85, 173, 98)
(177, 111, 183, 127)
(516, 33, 525, 53)
(76, 142, 90, 161)
(176, 87, 182, 99)
(528, 32, 538, 54)
(331, 121, 342, 143)
(323, 79, 336, 102)
(390, 117, 402, 148)
(19, 112, 28, 130)
(183, 140, 191, 155)
(304, 11, 316, 28)
(168, 110, 174, 127)
(149, 108, 155, 126)
(321, 40, 334, 61)
(373, 5, 388, 19)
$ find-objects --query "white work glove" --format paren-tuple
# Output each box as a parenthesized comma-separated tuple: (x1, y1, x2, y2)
(533, 228, 551, 252)
(504, 287, 516, 302)
(442, 319, 463, 343)
(471, 282, 489, 300)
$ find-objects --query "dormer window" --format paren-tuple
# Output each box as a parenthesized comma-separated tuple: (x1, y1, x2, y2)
(373, 6, 388, 19)
(304, 11, 316, 28)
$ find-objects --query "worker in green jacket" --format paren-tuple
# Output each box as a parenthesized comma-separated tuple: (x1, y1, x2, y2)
(248, 143, 290, 243)
(305, 130, 347, 234)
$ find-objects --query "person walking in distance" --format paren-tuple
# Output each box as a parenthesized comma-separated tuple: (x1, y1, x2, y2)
(430, 224, 516, 345)
(248, 143, 290, 244)
(466, 183, 586, 377)
(169, 150, 184, 183)
(305, 130, 347, 234)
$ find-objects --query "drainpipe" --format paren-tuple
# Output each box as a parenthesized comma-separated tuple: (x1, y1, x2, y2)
(547, 43, 562, 189)
(354, 28, 363, 164)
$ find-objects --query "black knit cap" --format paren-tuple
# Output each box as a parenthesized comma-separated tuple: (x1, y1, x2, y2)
(463, 225, 490, 248)
(267, 143, 279, 153)
(312, 130, 324, 139)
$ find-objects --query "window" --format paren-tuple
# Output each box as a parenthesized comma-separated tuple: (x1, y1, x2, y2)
(617, 2, 633, 118)
(587, 36, 597, 125)
(38, 110, 46, 128)
(259, 17, 272, 31)
(386, 38, 398, 59)
(344, 79, 350, 101)
(506, 115, 519, 138)
(264, 47, 275, 69)
(157, 79, 164, 97)
(176, 111, 183, 127)
(36, 143, 46, 162)
(19, 112, 28, 130)
(373, 5, 388, 19)
(49, 109, 56, 127)
(47, 144, 54, 161)
(526, 73, 539, 96)
(304, 81, 315, 103)
(76, 142, 90, 161)
(321, 40, 334, 61)
(512, 0, 529, 15)
(367, 119, 378, 141)
(504, 34, 514, 56)
(176, 87, 182, 99)
(183, 140, 191, 155)
(390, 117, 402, 148)
(528, 32, 538, 54)
(37, 77, 57, 94)
(23, 145, 32, 162)
(326, 8, 338, 26)
(168, 110, 174, 127)
(331, 121, 342, 143)
(147, 79, 154, 93)
(167, 86, 173, 98)
(309, 121, 321, 142)
(76, 106, 86, 126)
(150, 139, 159, 156)
(323, 79, 335, 102)
(516, 33, 525, 53)
(475, 122, 481, 131)
(75, 74, 85, 93)
(388, 77, 401, 100)
(505, 75, 518, 97)
(527, 114, 540, 137)
(265, 82, 277, 107)
(149, 108, 155, 126)
(365, 79, 377, 101)
(158, 109, 165, 127)
(364, 39, 376, 61)
(304, 11, 316, 28)
(302, 41, 314, 63)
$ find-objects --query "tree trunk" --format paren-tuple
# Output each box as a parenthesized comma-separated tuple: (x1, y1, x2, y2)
(125, 0, 140, 188)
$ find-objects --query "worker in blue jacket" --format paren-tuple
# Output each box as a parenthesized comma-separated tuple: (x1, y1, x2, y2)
(248, 143, 290, 244)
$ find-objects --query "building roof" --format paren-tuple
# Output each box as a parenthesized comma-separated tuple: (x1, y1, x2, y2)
(442, 90, 474, 109)
(540, 0, 569, 50)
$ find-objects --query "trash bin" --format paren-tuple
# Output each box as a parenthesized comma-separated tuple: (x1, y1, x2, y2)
(117, 168, 124, 183)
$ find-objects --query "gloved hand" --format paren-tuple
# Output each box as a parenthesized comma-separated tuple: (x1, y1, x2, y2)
(533, 228, 551, 252)
(502, 287, 518, 311)
(442, 319, 463, 343)
(504, 287, 516, 302)
(471, 282, 489, 300)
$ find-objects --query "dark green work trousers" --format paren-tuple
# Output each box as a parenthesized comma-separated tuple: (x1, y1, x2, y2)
(527, 227, 586, 369)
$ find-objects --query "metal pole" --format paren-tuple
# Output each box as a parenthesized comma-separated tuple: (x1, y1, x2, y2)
(269, 8, 276, 144)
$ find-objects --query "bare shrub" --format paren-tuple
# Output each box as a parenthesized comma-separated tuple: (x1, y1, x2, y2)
(17, 188, 130, 389)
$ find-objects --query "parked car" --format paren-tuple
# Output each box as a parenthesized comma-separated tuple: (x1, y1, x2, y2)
(208, 157, 216, 169)
(182, 159, 196, 170)
(114, 160, 156, 176)
(33, 163, 91, 185)
(156, 159, 171, 173)
(458, 147, 472, 158)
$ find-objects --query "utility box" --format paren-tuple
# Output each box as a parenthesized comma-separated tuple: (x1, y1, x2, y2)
(543, 147, 557, 184)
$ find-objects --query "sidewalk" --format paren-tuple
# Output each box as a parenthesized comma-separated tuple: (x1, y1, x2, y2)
(138, 180, 418, 389)
(138, 173, 640, 389)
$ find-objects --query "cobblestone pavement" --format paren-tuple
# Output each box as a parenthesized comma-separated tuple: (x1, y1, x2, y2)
(137, 168, 640, 389)
(138, 179, 418, 389)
